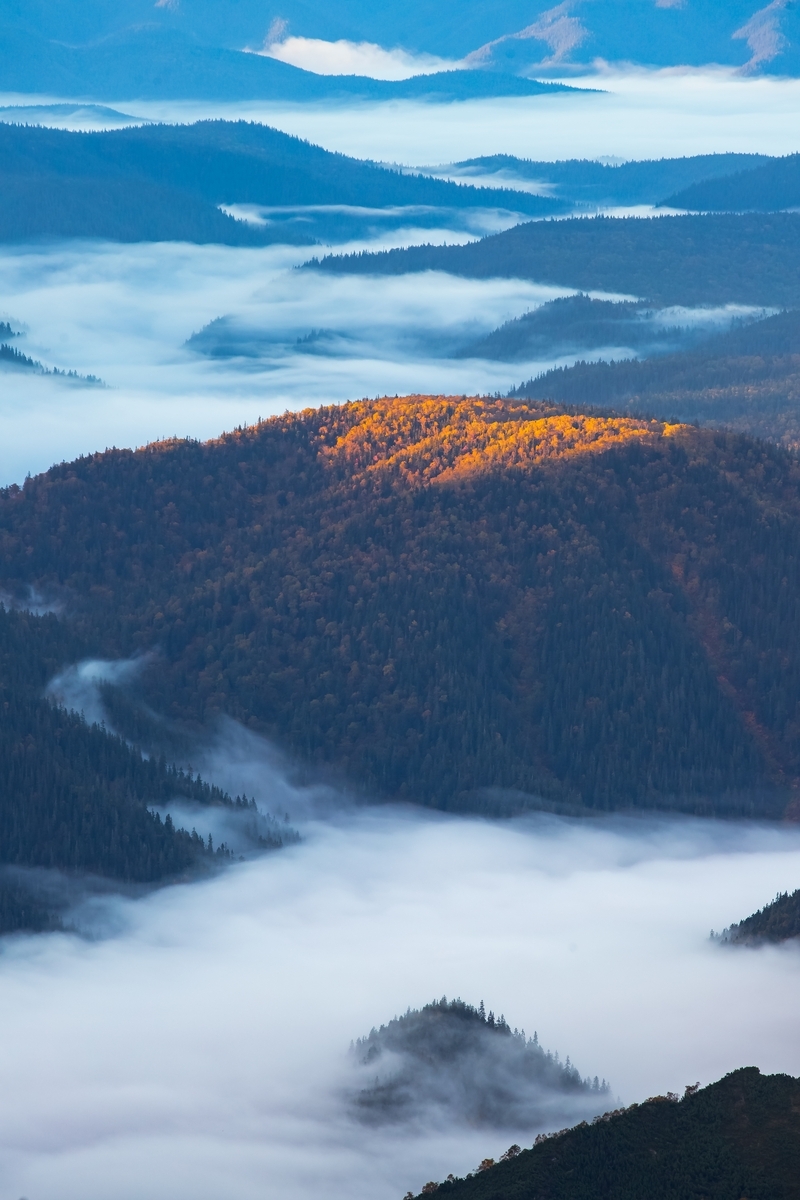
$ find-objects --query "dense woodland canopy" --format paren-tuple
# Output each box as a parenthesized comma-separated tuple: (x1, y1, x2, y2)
(0, 603, 279, 933)
(3, 396, 800, 816)
(453, 154, 768, 208)
(407, 1068, 800, 1200)
(310, 214, 800, 308)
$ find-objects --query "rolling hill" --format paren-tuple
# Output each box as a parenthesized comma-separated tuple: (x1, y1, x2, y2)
(0, 119, 564, 244)
(2, 397, 800, 817)
(3, 0, 800, 78)
(309, 214, 800, 308)
(666, 154, 800, 214)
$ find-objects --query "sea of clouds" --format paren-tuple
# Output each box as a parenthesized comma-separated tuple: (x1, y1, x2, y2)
(1, 66, 800, 1200)
(0, 739, 799, 1200)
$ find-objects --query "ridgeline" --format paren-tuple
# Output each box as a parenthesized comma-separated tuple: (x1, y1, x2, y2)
(3, 397, 800, 816)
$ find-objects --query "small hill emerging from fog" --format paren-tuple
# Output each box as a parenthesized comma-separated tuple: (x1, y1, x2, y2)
(719, 889, 800, 946)
(5, 397, 800, 815)
(407, 1068, 800, 1200)
(351, 998, 609, 1128)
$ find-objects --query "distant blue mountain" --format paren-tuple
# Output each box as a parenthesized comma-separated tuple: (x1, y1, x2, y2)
(1, 0, 799, 82)
(0, 24, 575, 102)
(1, 1, 799, 106)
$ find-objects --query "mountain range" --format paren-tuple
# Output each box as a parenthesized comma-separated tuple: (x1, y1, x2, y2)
(2, 1, 800, 88)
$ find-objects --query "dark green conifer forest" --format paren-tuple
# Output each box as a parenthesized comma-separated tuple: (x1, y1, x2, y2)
(3, 397, 800, 817)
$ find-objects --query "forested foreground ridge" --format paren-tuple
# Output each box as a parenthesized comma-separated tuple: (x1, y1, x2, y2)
(718, 889, 800, 946)
(4, 397, 800, 816)
(0, 604, 287, 934)
(405, 1068, 800, 1200)
(351, 998, 609, 1128)
(309, 213, 800, 308)
(513, 308, 800, 450)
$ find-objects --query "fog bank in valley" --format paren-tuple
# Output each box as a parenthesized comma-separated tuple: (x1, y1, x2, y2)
(36, 68, 800, 163)
(0, 723, 798, 1200)
(0, 238, 590, 486)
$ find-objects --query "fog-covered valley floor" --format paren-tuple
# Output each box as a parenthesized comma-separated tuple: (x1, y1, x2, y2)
(0, 238, 617, 485)
(0, 765, 799, 1200)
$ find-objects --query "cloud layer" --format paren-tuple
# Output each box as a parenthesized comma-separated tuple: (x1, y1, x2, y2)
(0, 773, 798, 1199)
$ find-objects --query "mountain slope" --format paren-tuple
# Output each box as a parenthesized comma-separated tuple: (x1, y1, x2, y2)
(666, 154, 800, 214)
(406, 1068, 800, 1200)
(309, 214, 800, 308)
(721, 889, 800, 945)
(3, 0, 800, 74)
(512, 308, 800, 450)
(2, 398, 800, 816)
(0, 120, 565, 243)
(0, 24, 573, 103)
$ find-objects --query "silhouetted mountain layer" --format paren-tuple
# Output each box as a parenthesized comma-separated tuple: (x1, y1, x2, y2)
(447, 154, 767, 207)
(3, 0, 799, 76)
(309, 214, 800, 308)
(2, 398, 800, 816)
(352, 998, 609, 1128)
(0, 120, 565, 244)
(511, 309, 800, 450)
(407, 1068, 800, 1200)
(456, 295, 714, 362)
(0, 23, 575, 103)
(666, 154, 800, 214)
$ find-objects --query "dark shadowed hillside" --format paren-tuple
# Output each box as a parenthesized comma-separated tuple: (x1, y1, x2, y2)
(309, 214, 800, 308)
(2, 398, 800, 816)
(666, 154, 800, 214)
(0, 604, 234, 931)
(405, 1068, 800, 1200)
(719, 889, 800, 946)
(351, 998, 609, 1129)
(0, 120, 565, 244)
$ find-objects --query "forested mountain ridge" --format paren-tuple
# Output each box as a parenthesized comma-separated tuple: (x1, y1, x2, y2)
(309, 214, 800, 308)
(0, 604, 241, 932)
(0, 120, 564, 244)
(2, 397, 800, 816)
(406, 1068, 800, 1200)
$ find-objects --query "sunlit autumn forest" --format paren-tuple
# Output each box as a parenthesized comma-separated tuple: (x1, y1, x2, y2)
(3, 396, 800, 815)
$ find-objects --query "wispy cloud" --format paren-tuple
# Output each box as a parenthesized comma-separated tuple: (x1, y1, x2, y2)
(258, 34, 457, 81)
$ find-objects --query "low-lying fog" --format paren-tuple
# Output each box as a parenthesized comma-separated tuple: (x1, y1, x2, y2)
(0, 237, 633, 485)
(9, 67, 800, 160)
(0, 737, 799, 1200)
(0, 235, 761, 487)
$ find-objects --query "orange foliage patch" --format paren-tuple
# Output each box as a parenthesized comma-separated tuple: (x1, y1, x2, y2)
(318, 396, 668, 485)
